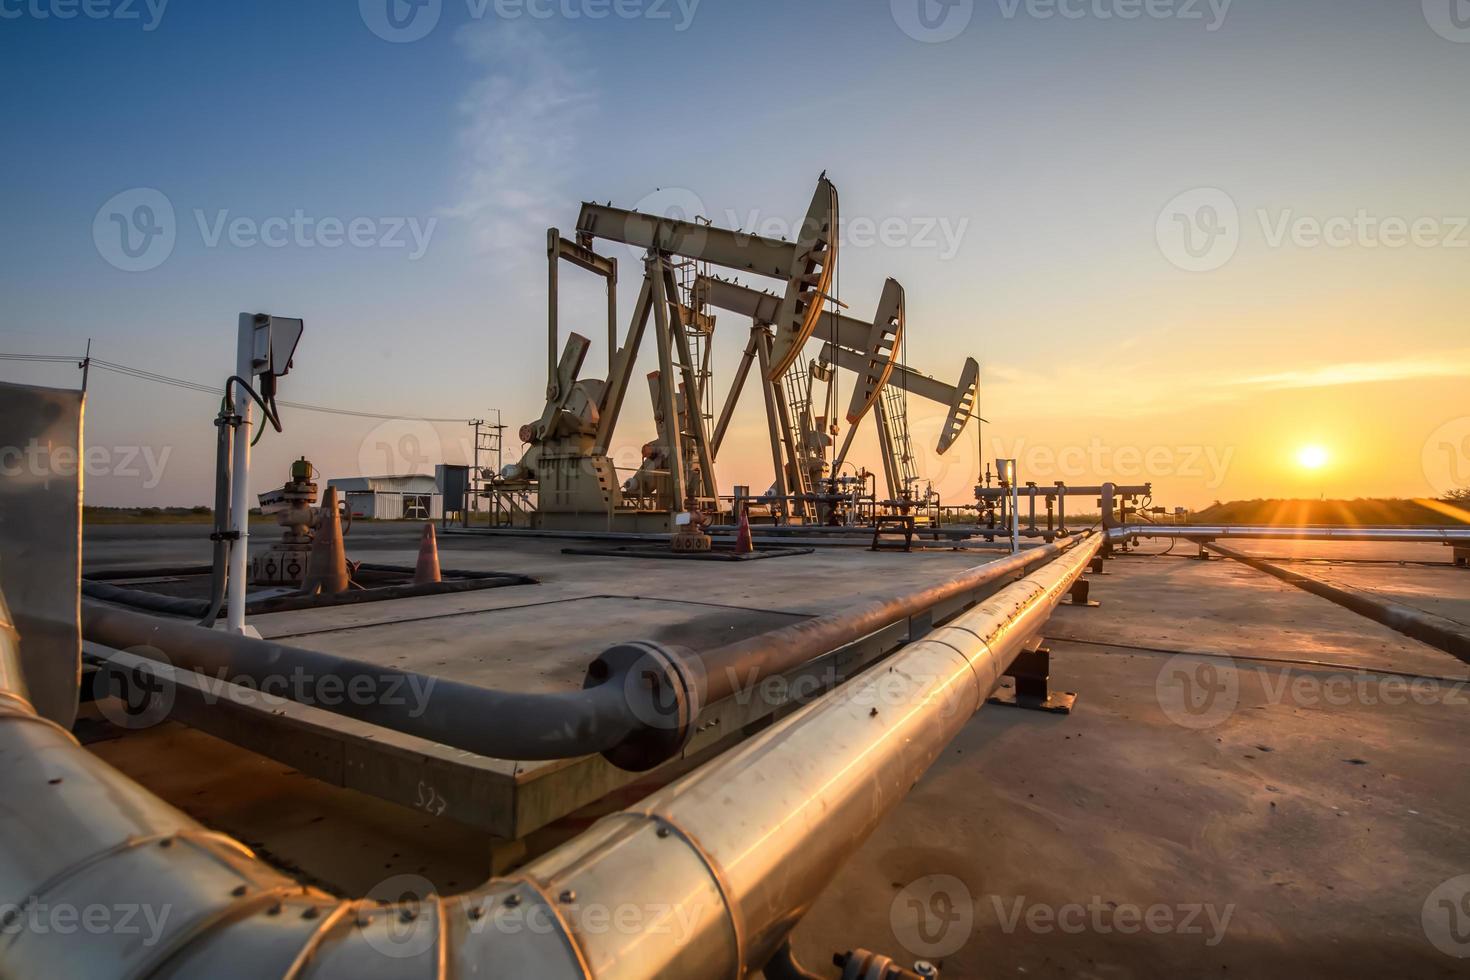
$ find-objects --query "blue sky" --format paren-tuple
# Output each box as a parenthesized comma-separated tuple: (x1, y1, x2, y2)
(3, 0, 1468, 506)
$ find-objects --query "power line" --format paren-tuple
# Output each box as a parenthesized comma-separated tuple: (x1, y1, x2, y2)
(2, 351, 475, 424)
(0, 353, 81, 364)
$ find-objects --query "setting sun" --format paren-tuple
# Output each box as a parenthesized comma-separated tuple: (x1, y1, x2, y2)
(1297, 445, 1331, 470)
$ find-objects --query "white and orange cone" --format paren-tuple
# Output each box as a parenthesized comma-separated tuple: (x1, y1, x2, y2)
(301, 487, 350, 595)
(734, 506, 755, 555)
(413, 523, 442, 585)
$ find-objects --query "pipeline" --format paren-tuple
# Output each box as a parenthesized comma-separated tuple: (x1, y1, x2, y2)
(1111, 523, 1470, 544)
(698, 534, 1078, 703)
(83, 538, 1075, 771)
(81, 566, 535, 620)
(1205, 541, 1470, 665)
(82, 600, 660, 764)
(3, 529, 1100, 978)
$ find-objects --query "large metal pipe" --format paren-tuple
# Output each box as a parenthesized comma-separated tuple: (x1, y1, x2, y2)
(506, 529, 1106, 976)
(81, 600, 654, 763)
(698, 534, 1079, 702)
(1112, 523, 1470, 543)
(3, 529, 1099, 978)
(1206, 541, 1470, 665)
(83, 536, 1072, 770)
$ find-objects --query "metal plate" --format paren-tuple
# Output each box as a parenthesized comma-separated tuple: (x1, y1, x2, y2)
(0, 381, 82, 725)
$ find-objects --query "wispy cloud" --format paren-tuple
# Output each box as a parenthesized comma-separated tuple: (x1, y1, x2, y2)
(1231, 351, 1470, 391)
(445, 21, 595, 253)
(982, 360, 1245, 421)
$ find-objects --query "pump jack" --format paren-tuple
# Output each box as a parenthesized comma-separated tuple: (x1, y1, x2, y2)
(696, 275, 981, 507)
(500, 177, 839, 532)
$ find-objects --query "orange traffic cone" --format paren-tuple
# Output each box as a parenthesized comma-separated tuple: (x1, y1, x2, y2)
(734, 506, 754, 555)
(414, 523, 442, 585)
(301, 487, 350, 595)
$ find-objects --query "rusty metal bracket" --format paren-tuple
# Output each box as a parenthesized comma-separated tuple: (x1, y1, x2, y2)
(987, 638, 1076, 714)
(1062, 578, 1099, 608)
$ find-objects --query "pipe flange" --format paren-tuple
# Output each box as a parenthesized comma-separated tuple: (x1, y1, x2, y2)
(585, 642, 705, 772)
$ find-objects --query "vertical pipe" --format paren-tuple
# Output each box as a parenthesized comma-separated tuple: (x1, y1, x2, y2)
(1101, 482, 1117, 529)
(200, 408, 234, 627)
(1010, 471, 1020, 554)
(225, 317, 254, 635)
(547, 228, 560, 399)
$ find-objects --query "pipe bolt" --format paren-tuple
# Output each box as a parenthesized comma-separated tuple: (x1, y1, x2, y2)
(503, 894, 521, 908)
(231, 885, 248, 897)
(656, 826, 671, 838)
(400, 908, 417, 923)
(559, 890, 576, 904)
(468, 905, 486, 921)
(302, 907, 320, 920)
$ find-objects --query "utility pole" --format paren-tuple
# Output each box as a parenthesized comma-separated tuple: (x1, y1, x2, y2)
(468, 419, 485, 528)
(79, 339, 91, 392)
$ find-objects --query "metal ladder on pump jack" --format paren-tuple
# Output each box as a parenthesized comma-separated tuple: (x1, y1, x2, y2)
(870, 374, 921, 552)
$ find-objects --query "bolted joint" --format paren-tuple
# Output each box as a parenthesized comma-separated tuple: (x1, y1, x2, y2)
(584, 642, 706, 773)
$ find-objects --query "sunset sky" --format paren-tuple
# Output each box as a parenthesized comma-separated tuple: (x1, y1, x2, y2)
(2, 0, 1467, 508)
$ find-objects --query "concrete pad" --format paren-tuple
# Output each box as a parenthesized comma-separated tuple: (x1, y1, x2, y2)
(78, 528, 1470, 976)
(791, 545, 1470, 978)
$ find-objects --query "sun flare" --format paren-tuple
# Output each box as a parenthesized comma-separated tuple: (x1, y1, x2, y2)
(1296, 445, 1330, 470)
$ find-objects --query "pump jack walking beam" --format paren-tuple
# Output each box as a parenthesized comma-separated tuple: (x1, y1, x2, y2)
(698, 275, 982, 457)
(577, 176, 839, 379)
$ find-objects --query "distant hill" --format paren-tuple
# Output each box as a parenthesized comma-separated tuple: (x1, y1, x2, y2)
(1191, 498, 1470, 527)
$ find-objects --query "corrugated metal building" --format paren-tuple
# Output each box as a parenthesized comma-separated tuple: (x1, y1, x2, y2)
(328, 475, 443, 521)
